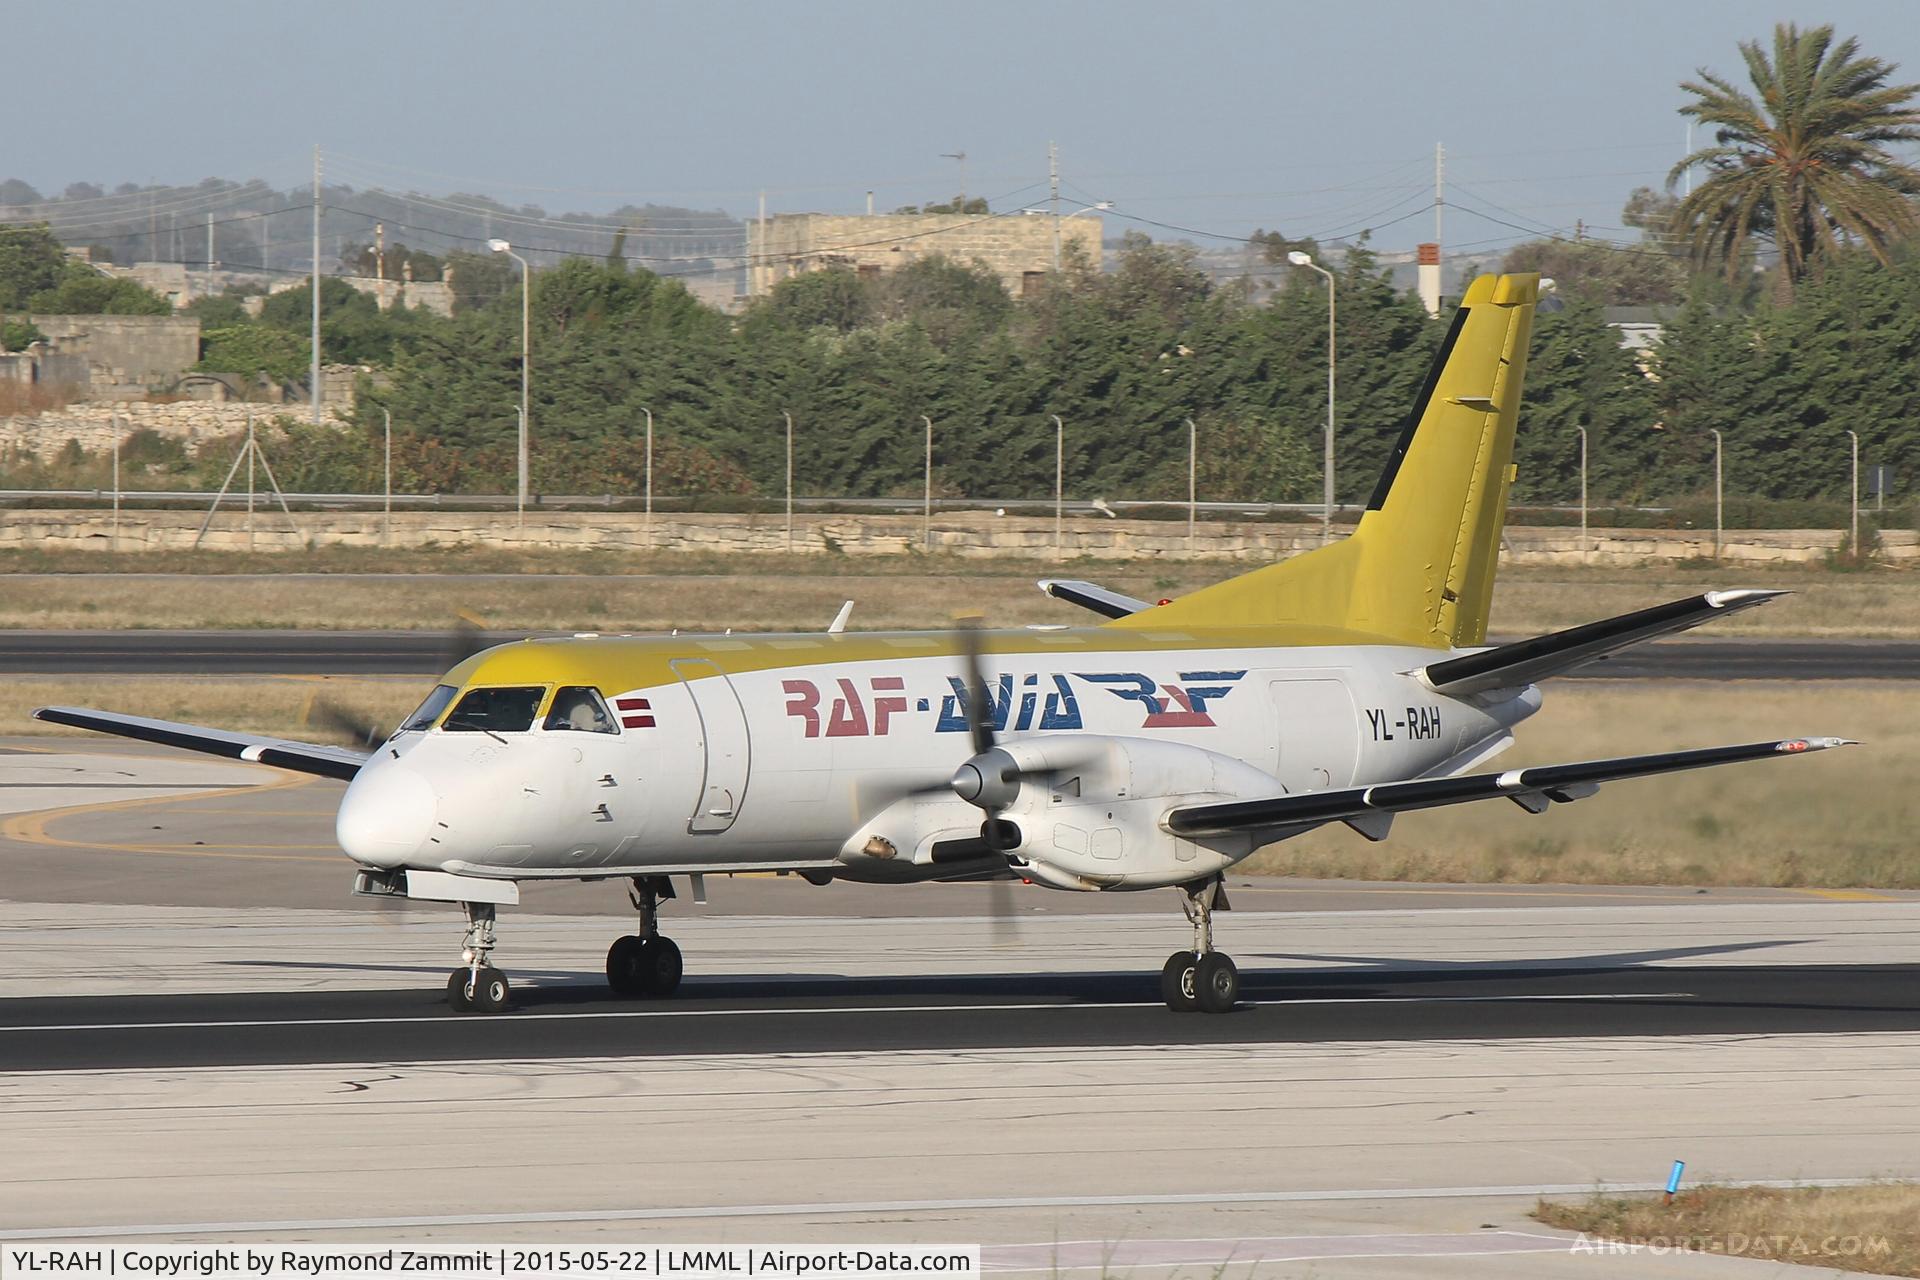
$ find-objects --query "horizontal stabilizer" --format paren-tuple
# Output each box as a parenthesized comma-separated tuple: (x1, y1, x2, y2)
(1420, 589, 1786, 696)
(1165, 736, 1849, 839)
(32, 706, 369, 782)
(1039, 579, 1150, 620)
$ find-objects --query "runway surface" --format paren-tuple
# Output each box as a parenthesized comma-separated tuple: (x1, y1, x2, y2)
(5, 960, 1918, 1072)
(4, 741, 1918, 1272)
(1, 628, 1915, 678)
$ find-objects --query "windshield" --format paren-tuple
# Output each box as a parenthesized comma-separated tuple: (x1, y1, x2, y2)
(397, 684, 458, 733)
(544, 686, 618, 734)
(443, 686, 545, 734)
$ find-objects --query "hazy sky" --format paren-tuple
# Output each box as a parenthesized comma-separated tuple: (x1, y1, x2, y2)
(13, 1, 1920, 255)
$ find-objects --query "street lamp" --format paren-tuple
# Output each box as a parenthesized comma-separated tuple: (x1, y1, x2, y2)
(783, 410, 794, 552)
(921, 415, 934, 552)
(1186, 417, 1197, 555)
(1574, 424, 1587, 565)
(1051, 414, 1065, 551)
(489, 238, 530, 525)
(640, 406, 654, 547)
(1846, 429, 1860, 561)
(1289, 250, 1336, 545)
(1710, 428, 1723, 562)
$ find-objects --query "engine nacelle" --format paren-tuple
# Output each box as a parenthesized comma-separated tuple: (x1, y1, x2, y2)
(992, 735, 1275, 889)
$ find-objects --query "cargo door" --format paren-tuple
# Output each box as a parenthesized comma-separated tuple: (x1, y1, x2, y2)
(1270, 678, 1360, 792)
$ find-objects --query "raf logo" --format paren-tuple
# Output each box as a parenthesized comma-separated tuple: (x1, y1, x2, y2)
(1077, 670, 1247, 727)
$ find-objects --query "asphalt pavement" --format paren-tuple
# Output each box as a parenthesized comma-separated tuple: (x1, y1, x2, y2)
(1, 629, 1915, 678)
(5, 961, 1915, 1072)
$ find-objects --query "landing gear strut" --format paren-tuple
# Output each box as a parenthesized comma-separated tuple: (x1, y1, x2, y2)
(446, 901, 511, 1014)
(607, 875, 684, 999)
(1161, 877, 1237, 1014)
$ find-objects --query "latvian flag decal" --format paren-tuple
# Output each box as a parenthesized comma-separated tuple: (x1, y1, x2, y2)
(615, 696, 656, 729)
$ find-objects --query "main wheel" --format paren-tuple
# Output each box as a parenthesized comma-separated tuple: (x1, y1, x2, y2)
(607, 935, 644, 997)
(465, 966, 511, 1014)
(640, 936, 684, 998)
(1195, 952, 1238, 1014)
(1160, 950, 1199, 1012)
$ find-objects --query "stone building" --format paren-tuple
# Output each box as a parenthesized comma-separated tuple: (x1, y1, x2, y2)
(747, 211, 1102, 299)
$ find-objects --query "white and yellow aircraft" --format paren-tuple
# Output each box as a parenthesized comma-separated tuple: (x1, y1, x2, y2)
(37, 273, 1848, 1015)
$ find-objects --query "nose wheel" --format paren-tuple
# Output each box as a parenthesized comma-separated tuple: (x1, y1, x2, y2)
(607, 875, 684, 999)
(446, 902, 512, 1014)
(1163, 878, 1238, 1014)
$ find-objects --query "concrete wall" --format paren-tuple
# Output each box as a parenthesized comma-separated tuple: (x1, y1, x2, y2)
(1, 507, 1907, 567)
(748, 212, 1102, 298)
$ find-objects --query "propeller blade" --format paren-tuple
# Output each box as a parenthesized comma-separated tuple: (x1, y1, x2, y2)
(305, 697, 385, 748)
(957, 618, 996, 758)
(986, 870, 1022, 947)
(442, 611, 491, 671)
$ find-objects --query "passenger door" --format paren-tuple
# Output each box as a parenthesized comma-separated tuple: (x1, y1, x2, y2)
(672, 658, 752, 833)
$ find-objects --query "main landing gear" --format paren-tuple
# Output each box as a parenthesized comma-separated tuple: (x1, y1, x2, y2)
(606, 875, 684, 999)
(1161, 876, 1238, 1014)
(447, 901, 511, 1014)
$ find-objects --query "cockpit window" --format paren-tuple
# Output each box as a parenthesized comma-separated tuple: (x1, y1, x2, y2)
(443, 686, 545, 734)
(397, 684, 458, 733)
(544, 686, 619, 734)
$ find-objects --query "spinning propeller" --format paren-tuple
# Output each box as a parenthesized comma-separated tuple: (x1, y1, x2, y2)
(305, 612, 498, 750)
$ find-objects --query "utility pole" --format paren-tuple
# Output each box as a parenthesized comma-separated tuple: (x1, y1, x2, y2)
(784, 411, 794, 553)
(756, 190, 767, 297)
(1847, 430, 1860, 560)
(641, 406, 654, 547)
(1434, 141, 1445, 257)
(1711, 429, 1724, 562)
(206, 212, 214, 273)
(311, 144, 322, 425)
(1049, 141, 1061, 271)
(1186, 417, 1197, 556)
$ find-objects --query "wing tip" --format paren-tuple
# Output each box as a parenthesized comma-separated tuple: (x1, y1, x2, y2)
(1705, 588, 1792, 609)
(1779, 736, 1856, 753)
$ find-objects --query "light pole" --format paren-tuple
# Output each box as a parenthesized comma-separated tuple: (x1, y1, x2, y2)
(641, 406, 654, 547)
(1289, 250, 1337, 544)
(1574, 424, 1587, 565)
(382, 408, 392, 547)
(1051, 414, 1064, 551)
(488, 239, 530, 526)
(921, 415, 934, 552)
(1846, 429, 1859, 561)
(1710, 428, 1723, 562)
(783, 410, 794, 553)
(1186, 417, 1197, 555)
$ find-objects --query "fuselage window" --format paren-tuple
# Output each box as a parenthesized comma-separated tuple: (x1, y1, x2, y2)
(397, 684, 459, 733)
(544, 686, 619, 734)
(443, 686, 545, 734)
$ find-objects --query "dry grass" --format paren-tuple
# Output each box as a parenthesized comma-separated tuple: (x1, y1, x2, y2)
(1536, 1183, 1920, 1275)
(1245, 681, 1917, 889)
(5, 677, 421, 742)
(0, 557, 1913, 636)
(11, 678, 1914, 890)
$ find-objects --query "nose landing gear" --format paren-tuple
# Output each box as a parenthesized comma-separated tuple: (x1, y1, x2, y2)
(607, 875, 685, 999)
(1161, 877, 1238, 1014)
(447, 901, 511, 1014)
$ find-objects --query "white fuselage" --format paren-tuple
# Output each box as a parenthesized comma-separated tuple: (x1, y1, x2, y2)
(335, 638, 1540, 891)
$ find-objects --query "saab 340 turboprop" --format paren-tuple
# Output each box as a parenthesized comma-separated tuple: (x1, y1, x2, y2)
(38, 272, 1849, 1015)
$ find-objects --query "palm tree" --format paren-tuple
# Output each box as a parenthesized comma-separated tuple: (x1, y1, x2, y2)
(1669, 23, 1920, 301)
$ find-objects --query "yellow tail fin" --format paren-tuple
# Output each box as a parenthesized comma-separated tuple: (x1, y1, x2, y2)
(1113, 272, 1539, 648)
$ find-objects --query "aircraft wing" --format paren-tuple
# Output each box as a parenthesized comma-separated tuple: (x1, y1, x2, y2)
(1420, 589, 1786, 697)
(1164, 736, 1849, 839)
(1039, 579, 1151, 619)
(32, 706, 370, 782)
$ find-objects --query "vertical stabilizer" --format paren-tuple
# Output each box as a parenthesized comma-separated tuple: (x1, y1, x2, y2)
(1113, 272, 1538, 648)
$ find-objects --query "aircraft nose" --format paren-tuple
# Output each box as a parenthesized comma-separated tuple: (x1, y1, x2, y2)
(336, 762, 437, 868)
